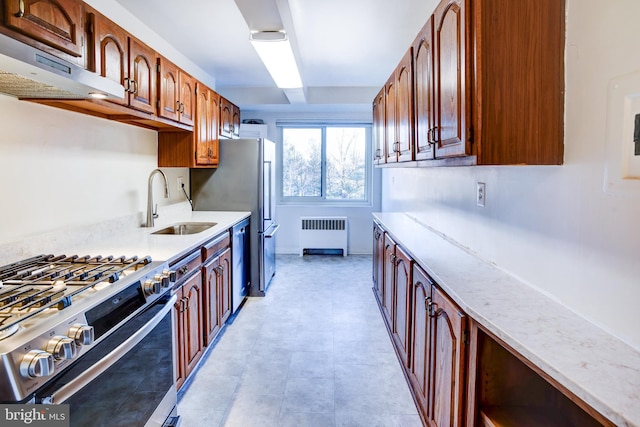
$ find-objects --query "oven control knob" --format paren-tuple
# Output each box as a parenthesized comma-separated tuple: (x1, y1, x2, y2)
(163, 269, 177, 283)
(20, 350, 55, 378)
(143, 279, 162, 295)
(68, 324, 94, 346)
(154, 273, 170, 288)
(46, 336, 77, 360)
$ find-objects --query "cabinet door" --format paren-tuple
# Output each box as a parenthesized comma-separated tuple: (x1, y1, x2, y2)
(372, 222, 384, 302)
(179, 72, 196, 126)
(203, 258, 220, 346)
(183, 270, 204, 377)
(128, 37, 156, 114)
(410, 264, 433, 419)
(396, 49, 414, 162)
(90, 12, 127, 105)
(384, 76, 397, 163)
(195, 85, 213, 166)
(232, 104, 241, 138)
(208, 91, 220, 164)
(428, 285, 466, 427)
(219, 97, 233, 138)
(382, 234, 396, 327)
(158, 58, 179, 122)
(174, 288, 186, 390)
(217, 247, 232, 325)
(392, 245, 413, 367)
(413, 17, 436, 161)
(4, 0, 83, 58)
(434, 0, 468, 159)
(372, 88, 386, 164)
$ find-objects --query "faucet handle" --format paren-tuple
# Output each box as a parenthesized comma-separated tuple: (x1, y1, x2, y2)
(153, 203, 159, 219)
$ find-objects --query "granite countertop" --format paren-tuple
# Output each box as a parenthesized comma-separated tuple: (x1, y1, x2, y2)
(373, 212, 640, 427)
(0, 202, 250, 266)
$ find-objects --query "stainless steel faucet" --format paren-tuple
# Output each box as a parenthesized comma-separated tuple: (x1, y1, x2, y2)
(145, 169, 170, 227)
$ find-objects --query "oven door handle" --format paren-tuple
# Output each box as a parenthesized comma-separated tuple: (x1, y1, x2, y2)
(42, 294, 177, 404)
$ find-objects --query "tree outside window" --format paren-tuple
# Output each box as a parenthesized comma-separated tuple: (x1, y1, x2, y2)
(281, 125, 369, 202)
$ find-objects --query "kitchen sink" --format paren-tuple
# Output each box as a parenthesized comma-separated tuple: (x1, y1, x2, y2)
(151, 222, 217, 235)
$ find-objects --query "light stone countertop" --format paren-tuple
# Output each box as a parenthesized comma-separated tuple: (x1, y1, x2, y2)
(0, 202, 250, 265)
(373, 212, 640, 427)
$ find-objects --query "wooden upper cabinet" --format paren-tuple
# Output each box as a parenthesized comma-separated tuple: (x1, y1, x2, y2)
(374, 0, 564, 166)
(384, 75, 397, 163)
(219, 97, 233, 139)
(3, 0, 84, 59)
(385, 49, 414, 163)
(413, 17, 436, 161)
(474, 0, 565, 165)
(433, 0, 468, 159)
(128, 37, 156, 114)
(89, 11, 156, 114)
(395, 48, 414, 162)
(373, 87, 386, 164)
(159, 57, 196, 125)
(232, 104, 240, 138)
(195, 83, 220, 166)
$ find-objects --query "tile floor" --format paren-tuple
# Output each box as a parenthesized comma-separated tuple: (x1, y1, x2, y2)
(177, 254, 421, 427)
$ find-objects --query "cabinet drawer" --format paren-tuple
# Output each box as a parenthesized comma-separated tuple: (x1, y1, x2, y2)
(202, 232, 230, 262)
(171, 251, 201, 286)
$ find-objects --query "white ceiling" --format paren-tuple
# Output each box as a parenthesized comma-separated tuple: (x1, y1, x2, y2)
(114, 0, 437, 113)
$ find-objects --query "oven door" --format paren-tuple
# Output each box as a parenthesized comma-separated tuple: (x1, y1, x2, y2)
(37, 294, 178, 427)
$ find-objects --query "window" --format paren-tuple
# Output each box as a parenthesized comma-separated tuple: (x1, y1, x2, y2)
(280, 124, 371, 203)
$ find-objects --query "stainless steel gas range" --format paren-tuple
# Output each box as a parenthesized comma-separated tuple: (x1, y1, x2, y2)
(0, 254, 180, 427)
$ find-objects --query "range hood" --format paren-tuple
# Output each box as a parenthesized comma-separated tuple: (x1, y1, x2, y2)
(0, 32, 124, 100)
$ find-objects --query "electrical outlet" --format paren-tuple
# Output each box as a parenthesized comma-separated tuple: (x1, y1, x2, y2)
(476, 182, 486, 207)
(177, 176, 184, 190)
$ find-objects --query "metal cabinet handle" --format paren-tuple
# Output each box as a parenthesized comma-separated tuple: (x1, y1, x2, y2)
(176, 100, 181, 112)
(15, 0, 24, 17)
(131, 80, 138, 94)
(208, 147, 213, 157)
(428, 126, 439, 145)
(179, 102, 185, 113)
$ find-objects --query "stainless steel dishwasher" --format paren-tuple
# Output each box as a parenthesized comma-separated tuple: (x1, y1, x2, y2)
(232, 218, 250, 313)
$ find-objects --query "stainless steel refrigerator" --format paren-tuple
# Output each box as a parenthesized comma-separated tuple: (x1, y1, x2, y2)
(190, 138, 278, 298)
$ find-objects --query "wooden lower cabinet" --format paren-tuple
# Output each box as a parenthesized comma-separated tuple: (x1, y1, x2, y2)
(375, 230, 467, 426)
(374, 223, 611, 427)
(392, 245, 412, 367)
(407, 264, 467, 427)
(202, 245, 231, 346)
(382, 233, 396, 327)
(171, 229, 234, 391)
(174, 269, 203, 390)
(372, 222, 384, 302)
(429, 285, 466, 427)
(409, 264, 433, 419)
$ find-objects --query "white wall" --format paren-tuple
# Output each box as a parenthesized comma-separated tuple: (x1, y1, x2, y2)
(0, 94, 189, 246)
(381, 0, 640, 350)
(240, 109, 380, 255)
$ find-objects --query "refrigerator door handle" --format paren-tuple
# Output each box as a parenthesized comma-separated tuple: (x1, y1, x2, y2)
(263, 224, 280, 238)
(263, 160, 273, 221)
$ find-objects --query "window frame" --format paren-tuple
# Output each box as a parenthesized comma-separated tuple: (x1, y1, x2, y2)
(277, 123, 373, 206)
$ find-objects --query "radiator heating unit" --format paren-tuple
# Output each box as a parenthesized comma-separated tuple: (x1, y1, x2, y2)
(299, 216, 348, 256)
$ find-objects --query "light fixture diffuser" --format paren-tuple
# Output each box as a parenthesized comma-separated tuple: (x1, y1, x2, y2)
(250, 31, 302, 89)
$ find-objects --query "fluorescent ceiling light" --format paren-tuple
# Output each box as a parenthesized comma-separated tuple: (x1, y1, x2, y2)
(250, 31, 302, 89)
